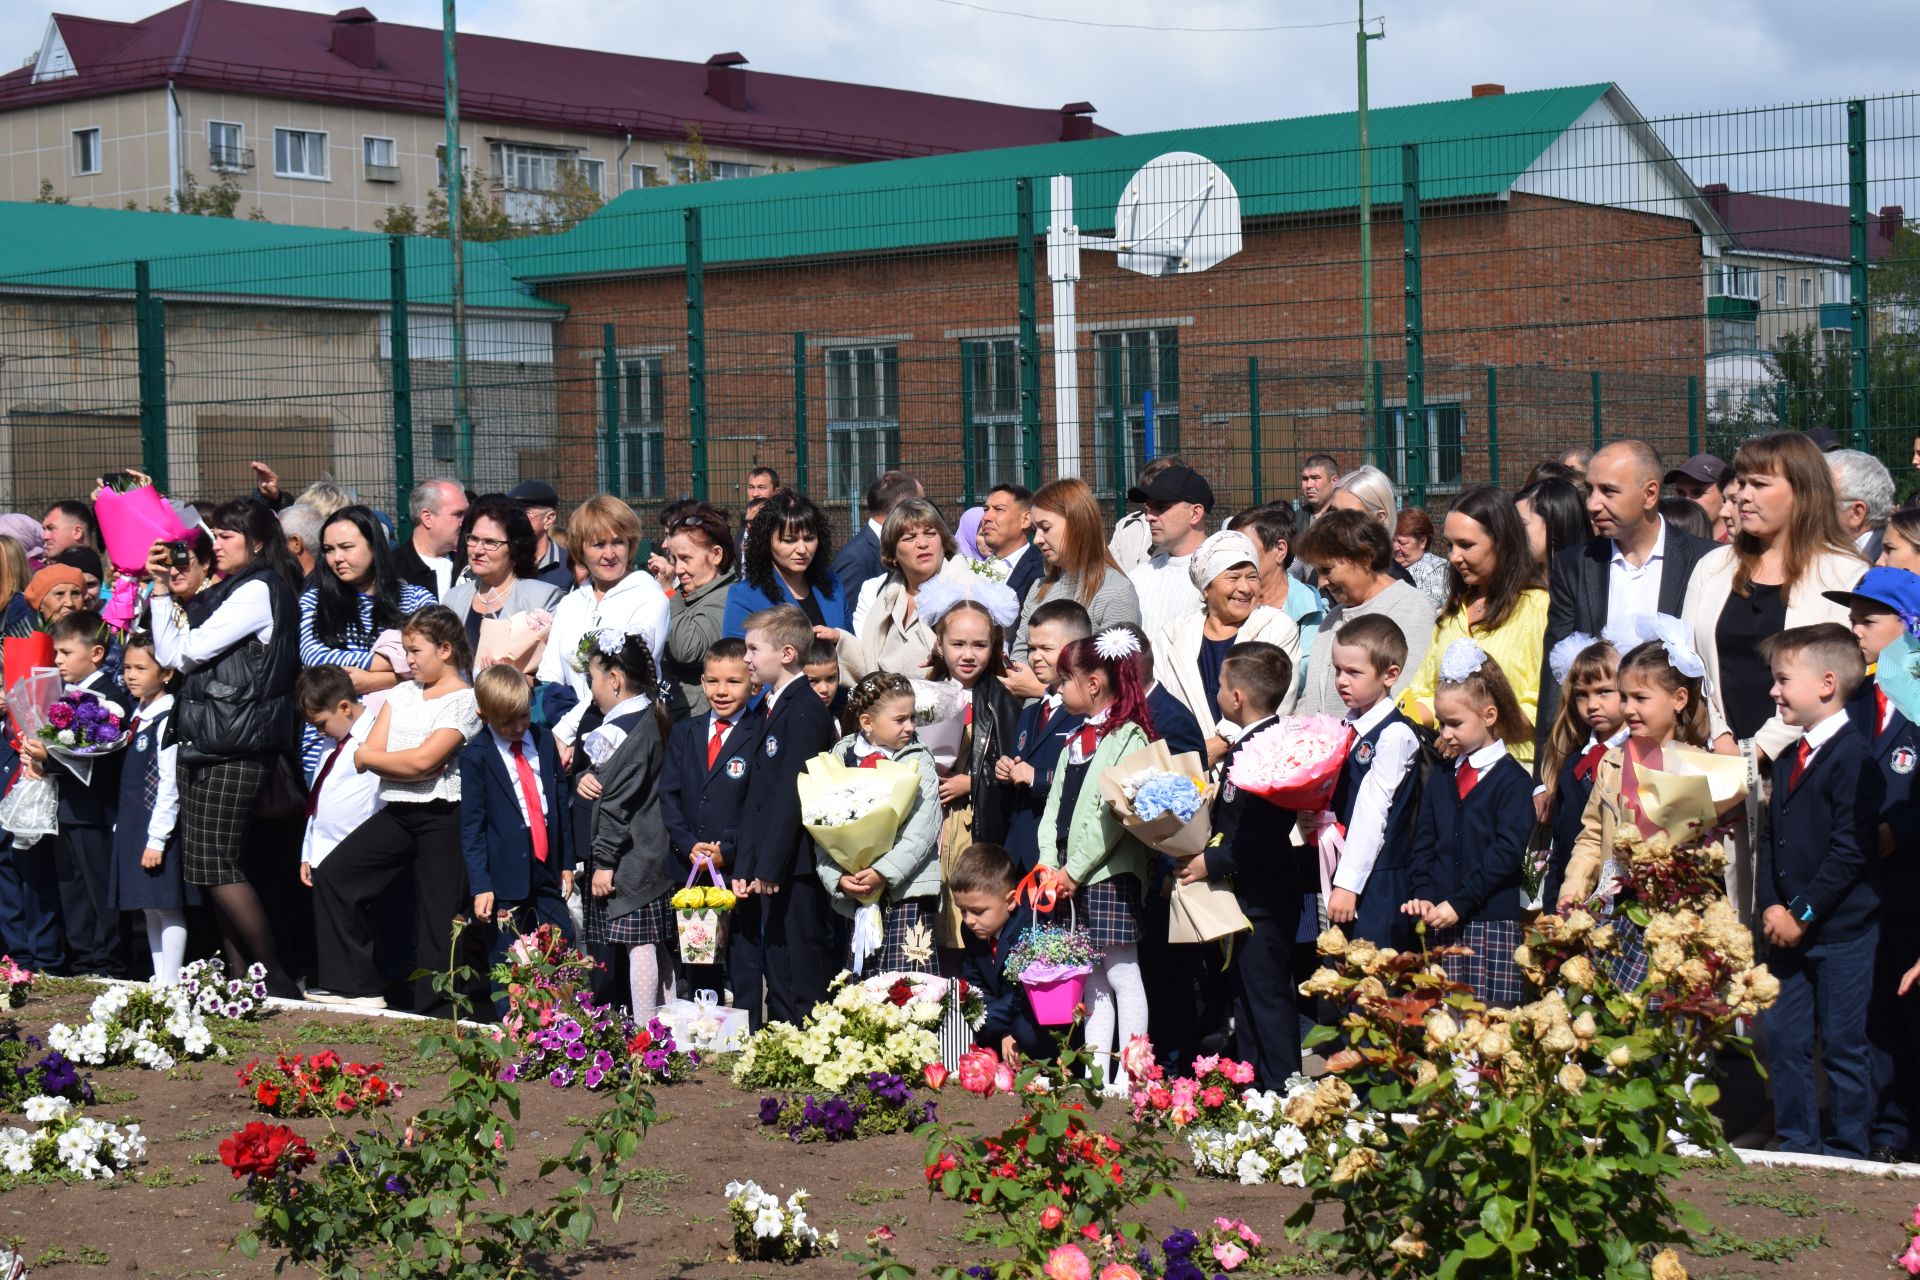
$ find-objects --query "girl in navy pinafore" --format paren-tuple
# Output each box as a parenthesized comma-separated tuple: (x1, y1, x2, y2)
(107, 635, 197, 984)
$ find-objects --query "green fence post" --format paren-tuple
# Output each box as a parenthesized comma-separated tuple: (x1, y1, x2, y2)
(1687, 375, 1699, 456)
(1015, 179, 1042, 492)
(960, 343, 977, 508)
(1247, 356, 1263, 505)
(1776, 380, 1789, 430)
(1590, 370, 1603, 452)
(792, 331, 809, 497)
(388, 237, 414, 533)
(133, 260, 168, 492)
(1485, 365, 1499, 488)
(1848, 99, 1871, 452)
(600, 323, 620, 498)
(1370, 361, 1385, 469)
(1107, 347, 1126, 519)
(1400, 144, 1426, 512)
(684, 207, 708, 501)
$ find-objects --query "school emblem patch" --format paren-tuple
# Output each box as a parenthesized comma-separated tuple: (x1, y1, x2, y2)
(1895, 746, 1917, 775)
(726, 756, 746, 779)
(1223, 781, 1238, 803)
(1016, 731, 1027, 751)
(135, 733, 149, 753)
(764, 735, 779, 758)
(1354, 741, 1374, 765)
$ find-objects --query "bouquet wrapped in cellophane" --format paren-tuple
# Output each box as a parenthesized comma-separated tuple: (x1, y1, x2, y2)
(909, 678, 969, 773)
(798, 753, 924, 970)
(1226, 715, 1354, 813)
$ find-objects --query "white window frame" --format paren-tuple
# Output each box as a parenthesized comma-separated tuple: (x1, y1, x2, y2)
(361, 135, 397, 169)
(962, 336, 1021, 487)
(1774, 274, 1788, 305)
(273, 127, 329, 181)
(1799, 276, 1813, 307)
(669, 155, 698, 185)
(490, 142, 569, 193)
(573, 157, 604, 196)
(1092, 325, 1182, 493)
(70, 126, 100, 176)
(436, 144, 470, 188)
(629, 162, 660, 191)
(1377, 401, 1466, 492)
(709, 160, 765, 182)
(207, 120, 246, 172)
(598, 350, 669, 500)
(824, 343, 901, 501)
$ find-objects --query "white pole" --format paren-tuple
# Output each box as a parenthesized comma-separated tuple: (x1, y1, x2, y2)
(1047, 173, 1082, 478)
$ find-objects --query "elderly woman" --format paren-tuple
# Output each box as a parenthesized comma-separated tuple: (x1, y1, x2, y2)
(535, 495, 668, 746)
(1296, 511, 1436, 718)
(443, 495, 564, 655)
(1010, 476, 1142, 663)
(144, 498, 304, 998)
(1393, 508, 1450, 609)
(1396, 485, 1548, 764)
(1328, 465, 1397, 529)
(657, 503, 739, 720)
(1154, 530, 1302, 762)
(721, 490, 847, 639)
(840, 497, 959, 682)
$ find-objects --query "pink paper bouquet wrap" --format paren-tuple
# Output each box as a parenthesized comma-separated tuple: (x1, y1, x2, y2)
(95, 486, 188, 631)
(1225, 715, 1355, 813)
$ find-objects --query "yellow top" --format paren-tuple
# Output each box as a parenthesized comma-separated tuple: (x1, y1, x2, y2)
(1396, 587, 1550, 766)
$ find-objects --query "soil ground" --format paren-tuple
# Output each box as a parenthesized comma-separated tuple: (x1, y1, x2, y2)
(1, 978, 1905, 1279)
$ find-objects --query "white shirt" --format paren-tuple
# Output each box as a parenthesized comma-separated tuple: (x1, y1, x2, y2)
(420, 553, 454, 600)
(302, 707, 383, 868)
(537, 571, 673, 745)
(1127, 552, 1201, 641)
(1066, 704, 1110, 765)
(376, 682, 480, 805)
(491, 727, 548, 825)
(1460, 739, 1510, 778)
(1795, 706, 1850, 766)
(1332, 698, 1421, 895)
(126, 693, 179, 852)
(994, 542, 1031, 579)
(150, 578, 275, 672)
(1858, 528, 1880, 556)
(580, 693, 653, 766)
(1604, 518, 1667, 633)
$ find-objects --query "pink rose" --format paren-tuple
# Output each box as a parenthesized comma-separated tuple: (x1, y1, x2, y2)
(1903, 1239, 1920, 1277)
(1039, 1204, 1063, 1230)
(956, 1047, 1000, 1097)
(1044, 1245, 1092, 1280)
(993, 1061, 1015, 1094)
(1213, 1241, 1248, 1271)
(923, 1063, 949, 1091)
(1119, 1034, 1159, 1084)
(1098, 1267, 1142, 1280)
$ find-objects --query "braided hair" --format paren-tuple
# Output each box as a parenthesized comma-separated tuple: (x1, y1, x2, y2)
(587, 630, 671, 743)
(841, 670, 915, 739)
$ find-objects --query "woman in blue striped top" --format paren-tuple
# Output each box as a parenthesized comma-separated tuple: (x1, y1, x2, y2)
(297, 505, 435, 779)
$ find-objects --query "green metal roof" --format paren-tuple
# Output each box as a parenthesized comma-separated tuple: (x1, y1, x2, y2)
(0, 201, 559, 312)
(502, 82, 1613, 282)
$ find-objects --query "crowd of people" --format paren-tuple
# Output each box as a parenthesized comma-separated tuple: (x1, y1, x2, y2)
(0, 428, 1911, 1162)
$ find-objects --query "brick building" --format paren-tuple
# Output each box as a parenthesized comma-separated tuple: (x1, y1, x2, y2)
(513, 81, 1730, 525)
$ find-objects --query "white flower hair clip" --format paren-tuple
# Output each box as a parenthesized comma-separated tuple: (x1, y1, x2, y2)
(590, 627, 627, 657)
(1548, 631, 1599, 687)
(1630, 613, 1706, 680)
(1438, 638, 1489, 684)
(1092, 627, 1142, 662)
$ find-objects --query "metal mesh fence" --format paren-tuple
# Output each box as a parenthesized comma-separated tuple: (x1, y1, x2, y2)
(0, 91, 1914, 539)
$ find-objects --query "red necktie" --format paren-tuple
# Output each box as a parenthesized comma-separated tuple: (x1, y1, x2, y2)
(1789, 738, 1812, 790)
(1572, 742, 1608, 782)
(1455, 759, 1478, 800)
(305, 738, 347, 818)
(1032, 701, 1052, 742)
(1877, 686, 1890, 736)
(1075, 724, 1100, 758)
(708, 717, 731, 770)
(510, 739, 549, 863)
(858, 753, 884, 768)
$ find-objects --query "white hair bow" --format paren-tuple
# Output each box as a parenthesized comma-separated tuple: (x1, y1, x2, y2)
(1093, 627, 1142, 662)
(1548, 631, 1600, 687)
(1438, 638, 1489, 684)
(916, 570, 1020, 631)
(1629, 613, 1706, 680)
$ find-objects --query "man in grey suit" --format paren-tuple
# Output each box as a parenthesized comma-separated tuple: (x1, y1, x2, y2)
(831, 469, 921, 604)
(1829, 448, 1894, 565)
(1538, 440, 1716, 755)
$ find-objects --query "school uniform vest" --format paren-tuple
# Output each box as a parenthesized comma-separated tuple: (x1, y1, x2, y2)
(1330, 706, 1420, 871)
(175, 564, 299, 765)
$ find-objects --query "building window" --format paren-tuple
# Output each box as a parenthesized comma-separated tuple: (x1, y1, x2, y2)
(1707, 265, 1760, 300)
(629, 163, 660, 190)
(710, 161, 766, 181)
(362, 135, 398, 181)
(1774, 274, 1787, 305)
(1375, 403, 1464, 491)
(273, 128, 329, 180)
(490, 142, 570, 192)
(207, 121, 249, 172)
(1799, 277, 1813, 307)
(1708, 317, 1759, 354)
(609, 354, 667, 500)
(436, 144, 470, 188)
(1092, 327, 1181, 490)
(71, 127, 100, 176)
(825, 344, 900, 501)
(573, 158, 604, 195)
(430, 423, 456, 464)
(962, 338, 1021, 486)
(1823, 271, 1852, 304)
(669, 156, 697, 184)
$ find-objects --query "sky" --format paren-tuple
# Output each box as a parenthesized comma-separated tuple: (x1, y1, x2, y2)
(4, 0, 1916, 136)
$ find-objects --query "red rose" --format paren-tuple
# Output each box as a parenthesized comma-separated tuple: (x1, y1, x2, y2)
(1040, 1205, 1064, 1230)
(887, 978, 914, 1008)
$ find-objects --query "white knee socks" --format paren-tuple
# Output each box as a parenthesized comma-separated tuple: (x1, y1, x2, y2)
(1084, 944, 1147, 1091)
(144, 908, 187, 985)
(628, 943, 677, 1025)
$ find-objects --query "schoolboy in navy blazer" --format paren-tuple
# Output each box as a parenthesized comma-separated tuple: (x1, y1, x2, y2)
(963, 897, 1051, 1061)
(1760, 719, 1881, 945)
(1406, 750, 1534, 924)
(1002, 695, 1084, 872)
(661, 706, 764, 878)
(458, 710, 574, 984)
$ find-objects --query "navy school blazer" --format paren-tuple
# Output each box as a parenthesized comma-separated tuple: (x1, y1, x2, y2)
(458, 723, 571, 904)
(661, 704, 765, 876)
(1845, 683, 1920, 869)
(733, 680, 838, 887)
(1003, 699, 1084, 871)
(1204, 717, 1313, 912)
(1760, 721, 1882, 944)
(1407, 754, 1535, 923)
(1146, 684, 1206, 761)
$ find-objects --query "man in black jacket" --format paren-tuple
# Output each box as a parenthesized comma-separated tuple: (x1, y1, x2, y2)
(1538, 440, 1715, 753)
(391, 479, 469, 600)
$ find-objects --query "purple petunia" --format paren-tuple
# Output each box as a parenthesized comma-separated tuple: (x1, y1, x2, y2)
(591, 1049, 613, 1072)
(758, 1097, 783, 1125)
(548, 1066, 574, 1087)
(583, 1067, 604, 1089)
(564, 1041, 587, 1061)
(556, 1019, 583, 1042)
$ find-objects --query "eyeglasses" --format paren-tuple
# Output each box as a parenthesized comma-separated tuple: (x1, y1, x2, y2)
(465, 535, 508, 552)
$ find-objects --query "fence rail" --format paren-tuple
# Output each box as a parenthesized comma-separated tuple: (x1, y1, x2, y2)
(1, 90, 1916, 535)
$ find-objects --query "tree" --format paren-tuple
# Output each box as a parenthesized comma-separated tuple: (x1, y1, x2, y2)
(369, 162, 603, 241)
(1766, 325, 1920, 471)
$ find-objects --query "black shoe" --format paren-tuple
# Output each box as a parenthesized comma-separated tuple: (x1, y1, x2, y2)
(1871, 1143, 1909, 1164)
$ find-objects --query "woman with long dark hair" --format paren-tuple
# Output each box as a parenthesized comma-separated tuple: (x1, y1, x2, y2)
(144, 497, 304, 997)
(720, 490, 846, 639)
(297, 505, 435, 777)
(442, 495, 564, 653)
(1516, 476, 1590, 573)
(1396, 485, 1549, 764)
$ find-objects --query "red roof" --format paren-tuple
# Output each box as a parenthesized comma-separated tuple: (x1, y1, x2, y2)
(1700, 183, 1903, 265)
(1, 0, 1113, 161)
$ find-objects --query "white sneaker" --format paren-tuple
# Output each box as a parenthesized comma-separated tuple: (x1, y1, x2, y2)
(305, 990, 388, 1011)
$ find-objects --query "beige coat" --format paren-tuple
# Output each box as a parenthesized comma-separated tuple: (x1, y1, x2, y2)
(1561, 750, 1626, 904)
(840, 572, 936, 682)
(1153, 605, 1303, 729)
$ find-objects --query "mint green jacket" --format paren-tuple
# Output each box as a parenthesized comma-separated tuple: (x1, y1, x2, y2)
(1036, 720, 1150, 890)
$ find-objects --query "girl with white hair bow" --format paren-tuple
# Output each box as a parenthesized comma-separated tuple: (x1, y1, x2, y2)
(1150, 529, 1302, 765)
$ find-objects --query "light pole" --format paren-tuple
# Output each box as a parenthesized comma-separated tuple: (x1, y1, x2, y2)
(443, 0, 471, 484)
(1357, 2, 1385, 459)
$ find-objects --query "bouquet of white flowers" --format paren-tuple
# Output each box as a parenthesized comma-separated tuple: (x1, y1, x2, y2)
(909, 677, 969, 772)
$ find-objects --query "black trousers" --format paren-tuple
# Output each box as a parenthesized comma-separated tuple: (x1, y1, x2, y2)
(55, 826, 120, 977)
(313, 801, 467, 1018)
(1229, 909, 1302, 1093)
(761, 875, 833, 1027)
(727, 896, 766, 1030)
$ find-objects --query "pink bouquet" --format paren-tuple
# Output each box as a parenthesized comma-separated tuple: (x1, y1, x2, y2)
(95, 484, 188, 632)
(1225, 715, 1354, 812)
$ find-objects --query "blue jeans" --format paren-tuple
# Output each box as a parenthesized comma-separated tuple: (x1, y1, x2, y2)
(1766, 924, 1878, 1158)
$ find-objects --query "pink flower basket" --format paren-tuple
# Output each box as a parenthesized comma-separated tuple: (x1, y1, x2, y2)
(1021, 966, 1091, 1026)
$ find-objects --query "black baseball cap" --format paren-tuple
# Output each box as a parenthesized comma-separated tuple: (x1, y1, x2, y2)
(1127, 465, 1214, 511)
(1665, 453, 1728, 487)
(1805, 427, 1842, 453)
(506, 480, 560, 509)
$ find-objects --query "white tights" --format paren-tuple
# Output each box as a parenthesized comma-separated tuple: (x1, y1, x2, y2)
(628, 943, 677, 1025)
(144, 908, 188, 985)
(1083, 943, 1147, 1091)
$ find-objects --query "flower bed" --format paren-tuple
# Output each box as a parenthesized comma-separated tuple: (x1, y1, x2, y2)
(732, 971, 970, 1094)
(48, 981, 222, 1069)
(0, 1095, 144, 1182)
(490, 923, 599, 1044)
(724, 1179, 836, 1260)
(178, 959, 271, 1020)
(235, 1052, 396, 1119)
(756, 1071, 933, 1143)
(502, 995, 697, 1090)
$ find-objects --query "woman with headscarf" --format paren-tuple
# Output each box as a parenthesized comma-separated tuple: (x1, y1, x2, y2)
(24, 564, 86, 627)
(954, 506, 988, 563)
(1152, 530, 1302, 764)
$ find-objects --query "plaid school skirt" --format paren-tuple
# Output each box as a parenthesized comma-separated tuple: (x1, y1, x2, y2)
(180, 758, 270, 887)
(584, 891, 672, 948)
(1077, 874, 1143, 951)
(1432, 919, 1526, 1008)
(1601, 912, 1651, 992)
(863, 896, 939, 974)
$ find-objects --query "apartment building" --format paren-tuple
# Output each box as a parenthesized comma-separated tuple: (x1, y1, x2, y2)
(0, 1, 1110, 231)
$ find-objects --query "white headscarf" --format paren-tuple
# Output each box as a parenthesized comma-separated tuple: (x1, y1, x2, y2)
(1188, 530, 1259, 591)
